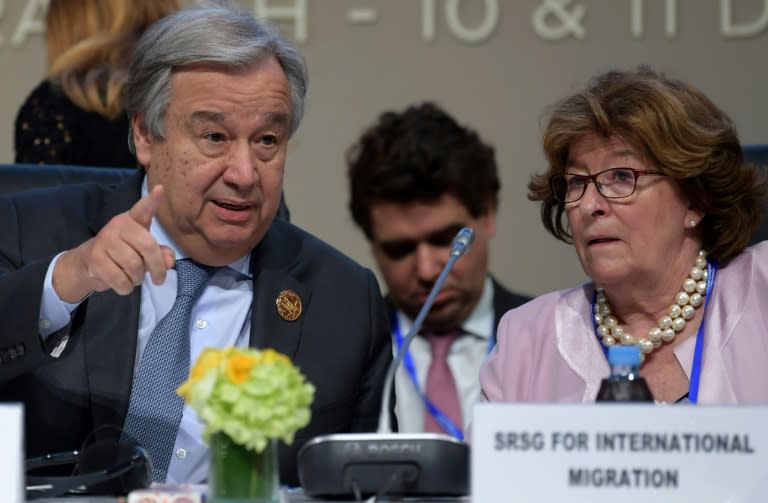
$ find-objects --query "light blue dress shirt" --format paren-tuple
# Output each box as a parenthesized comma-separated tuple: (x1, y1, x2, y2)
(38, 176, 253, 483)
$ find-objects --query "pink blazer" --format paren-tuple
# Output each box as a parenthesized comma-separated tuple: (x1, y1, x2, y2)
(480, 242, 768, 404)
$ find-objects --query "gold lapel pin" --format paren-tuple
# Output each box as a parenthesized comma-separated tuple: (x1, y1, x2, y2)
(276, 290, 302, 321)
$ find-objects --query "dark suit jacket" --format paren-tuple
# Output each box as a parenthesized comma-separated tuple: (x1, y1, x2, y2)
(0, 172, 392, 487)
(383, 278, 527, 429)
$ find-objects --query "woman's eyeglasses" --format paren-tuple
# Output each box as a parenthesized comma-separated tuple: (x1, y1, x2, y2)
(549, 167, 666, 203)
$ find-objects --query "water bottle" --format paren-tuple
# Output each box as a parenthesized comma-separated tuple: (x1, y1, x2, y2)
(596, 345, 654, 402)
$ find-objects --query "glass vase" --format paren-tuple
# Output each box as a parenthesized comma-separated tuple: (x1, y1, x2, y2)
(208, 432, 280, 503)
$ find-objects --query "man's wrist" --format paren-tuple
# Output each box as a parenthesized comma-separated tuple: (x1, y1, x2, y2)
(52, 249, 98, 303)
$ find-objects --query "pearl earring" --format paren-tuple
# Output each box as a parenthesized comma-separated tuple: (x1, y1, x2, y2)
(688, 219, 697, 228)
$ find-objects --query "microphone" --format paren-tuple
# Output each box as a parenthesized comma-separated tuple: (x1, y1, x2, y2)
(377, 226, 474, 435)
(297, 227, 474, 499)
(450, 226, 474, 257)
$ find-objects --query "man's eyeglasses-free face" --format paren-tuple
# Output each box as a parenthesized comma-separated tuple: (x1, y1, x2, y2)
(375, 223, 466, 260)
(549, 167, 666, 203)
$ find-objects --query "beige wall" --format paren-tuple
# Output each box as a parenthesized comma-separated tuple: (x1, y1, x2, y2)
(1, 0, 766, 296)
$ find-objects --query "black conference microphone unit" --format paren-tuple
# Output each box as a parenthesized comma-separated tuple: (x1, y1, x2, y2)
(298, 227, 474, 499)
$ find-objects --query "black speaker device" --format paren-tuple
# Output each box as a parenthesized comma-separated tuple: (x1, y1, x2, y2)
(298, 228, 474, 499)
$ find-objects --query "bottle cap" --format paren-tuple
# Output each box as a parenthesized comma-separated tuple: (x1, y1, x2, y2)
(607, 345, 642, 366)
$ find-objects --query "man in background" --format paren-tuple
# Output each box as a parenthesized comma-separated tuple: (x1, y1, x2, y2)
(346, 102, 529, 436)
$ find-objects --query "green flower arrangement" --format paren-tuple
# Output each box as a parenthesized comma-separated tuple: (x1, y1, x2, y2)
(177, 346, 315, 452)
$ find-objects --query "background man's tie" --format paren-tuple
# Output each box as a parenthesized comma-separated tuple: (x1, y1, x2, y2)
(122, 258, 216, 482)
(423, 331, 463, 434)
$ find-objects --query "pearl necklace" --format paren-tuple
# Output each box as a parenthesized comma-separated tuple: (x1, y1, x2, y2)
(594, 250, 709, 358)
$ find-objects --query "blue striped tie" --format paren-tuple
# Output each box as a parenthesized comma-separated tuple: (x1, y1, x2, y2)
(122, 259, 216, 482)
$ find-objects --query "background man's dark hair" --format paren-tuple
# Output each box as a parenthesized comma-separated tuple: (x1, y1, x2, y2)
(347, 102, 500, 239)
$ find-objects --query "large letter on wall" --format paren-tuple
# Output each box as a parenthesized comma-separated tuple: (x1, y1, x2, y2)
(422, 0, 500, 43)
(721, 0, 768, 38)
(630, 0, 678, 39)
(254, 0, 308, 43)
(8, 0, 46, 48)
(531, 0, 587, 40)
(445, 0, 499, 44)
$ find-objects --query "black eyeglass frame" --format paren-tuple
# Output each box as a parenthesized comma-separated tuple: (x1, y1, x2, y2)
(549, 167, 666, 203)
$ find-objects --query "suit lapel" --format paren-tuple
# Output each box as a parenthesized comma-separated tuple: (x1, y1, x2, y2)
(82, 173, 145, 427)
(557, 284, 609, 401)
(491, 278, 509, 329)
(248, 221, 310, 360)
(490, 277, 529, 345)
(692, 260, 745, 403)
(84, 289, 141, 427)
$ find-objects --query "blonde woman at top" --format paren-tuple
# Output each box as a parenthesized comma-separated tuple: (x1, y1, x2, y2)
(14, 0, 179, 167)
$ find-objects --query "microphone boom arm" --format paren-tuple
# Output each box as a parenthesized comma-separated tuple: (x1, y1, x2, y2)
(377, 227, 474, 434)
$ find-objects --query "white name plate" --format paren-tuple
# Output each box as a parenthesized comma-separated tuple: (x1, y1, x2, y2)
(0, 404, 23, 503)
(472, 403, 768, 503)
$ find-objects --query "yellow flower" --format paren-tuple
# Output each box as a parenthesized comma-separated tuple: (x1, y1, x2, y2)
(226, 353, 260, 385)
(177, 346, 315, 452)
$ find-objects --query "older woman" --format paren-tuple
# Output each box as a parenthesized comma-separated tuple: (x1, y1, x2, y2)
(480, 66, 767, 405)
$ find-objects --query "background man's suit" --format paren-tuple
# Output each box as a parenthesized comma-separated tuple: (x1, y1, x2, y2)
(387, 278, 529, 432)
(488, 279, 530, 344)
(0, 172, 392, 486)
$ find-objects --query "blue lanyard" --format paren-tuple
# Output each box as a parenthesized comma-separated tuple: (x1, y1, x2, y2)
(592, 261, 717, 404)
(688, 261, 717, 403)
(390, 310, 496, 440)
